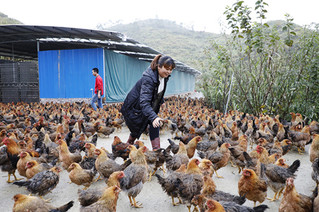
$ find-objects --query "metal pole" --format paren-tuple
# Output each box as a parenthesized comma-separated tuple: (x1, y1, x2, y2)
(224, 72, 234, 114)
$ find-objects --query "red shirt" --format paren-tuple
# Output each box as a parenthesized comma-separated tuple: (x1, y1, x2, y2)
(95, 75, 104, 95)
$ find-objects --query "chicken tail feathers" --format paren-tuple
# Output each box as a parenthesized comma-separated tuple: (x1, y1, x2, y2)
(253, 204, 269, 212)
(155, 174, 166, 187)
(288, 159, 300, 174)
(13, 180, 31, 187)
(51, 200, 74, 212)
(236, 195, 246, 205)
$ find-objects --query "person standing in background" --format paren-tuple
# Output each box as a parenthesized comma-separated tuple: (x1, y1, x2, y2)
(120, 54, 175, 150)
(91, 67, 103, 111)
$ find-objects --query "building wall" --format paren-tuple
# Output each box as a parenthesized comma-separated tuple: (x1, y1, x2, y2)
(38, 48, 104, 98)
(38, 48, 196, 101)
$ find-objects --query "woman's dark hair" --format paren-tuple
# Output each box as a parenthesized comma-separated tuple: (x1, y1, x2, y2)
(92, 67, 99, 73)
(150, 54, 175, 71)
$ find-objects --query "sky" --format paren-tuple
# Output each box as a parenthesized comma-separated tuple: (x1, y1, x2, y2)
(1, 0, 318, 33)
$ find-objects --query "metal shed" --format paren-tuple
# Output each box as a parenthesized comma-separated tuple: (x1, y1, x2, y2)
(0, 25, 201, 102)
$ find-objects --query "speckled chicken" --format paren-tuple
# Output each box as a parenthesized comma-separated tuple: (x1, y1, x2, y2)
(165, 141, 189, 171)
(120, 145, 148, 208)
(13, 166, 61, 197)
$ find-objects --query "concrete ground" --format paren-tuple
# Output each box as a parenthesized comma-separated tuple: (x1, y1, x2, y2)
(0, 126, 315, 211)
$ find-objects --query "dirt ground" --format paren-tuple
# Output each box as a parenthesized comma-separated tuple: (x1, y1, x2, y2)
(0, 126, 315, 212)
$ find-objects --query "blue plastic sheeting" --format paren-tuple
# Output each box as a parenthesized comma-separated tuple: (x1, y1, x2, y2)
(38, 48, 103, 98)
(104, 50, 149, 102)
(104, 49, 195, 102)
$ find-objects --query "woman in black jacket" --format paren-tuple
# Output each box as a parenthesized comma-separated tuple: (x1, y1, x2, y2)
(120, 54, 175, 150)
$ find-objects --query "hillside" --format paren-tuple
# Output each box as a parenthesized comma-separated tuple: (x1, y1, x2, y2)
(0, 12, 22, 25)
(101, 19, 220, 70)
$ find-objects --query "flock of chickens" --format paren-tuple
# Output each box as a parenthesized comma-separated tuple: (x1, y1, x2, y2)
(0, 96, 319, 212)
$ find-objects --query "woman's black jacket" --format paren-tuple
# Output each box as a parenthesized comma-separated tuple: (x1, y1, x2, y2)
(120, 67, 169, 138)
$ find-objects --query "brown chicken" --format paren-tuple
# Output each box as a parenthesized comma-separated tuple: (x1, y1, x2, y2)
(13, 166, 61, 197)
(309, 120, 319, 135)
(199, 159, 214, 177)
(12, 193, 74, 212)
(205, 199, 225, 212)
(279, 178, 313, 212)
(186, 135, 202, 158)
(275, 158, 289, 168)
(80, 185, 121, 212)
(56, 139, 82, 169)
(111, 136, 130, 161)
(16, 151, 33, 178)
(1, 137, 22, 182)
(165, 141, 189, 171)
(68, 162, 96, 189)
(78, 171, 125, 207)
(198, 143, 230, 178)
(120, 145, 148, 208)
(238, 169, 267, 206)
(25, 159, 53, 179)
(310, 134, 319, 163)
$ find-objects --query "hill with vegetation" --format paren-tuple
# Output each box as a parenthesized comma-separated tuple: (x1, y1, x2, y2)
(0, 12, 22, 25)
(99, 19, 220, 71)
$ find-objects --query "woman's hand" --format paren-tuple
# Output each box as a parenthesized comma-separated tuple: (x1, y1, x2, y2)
(152, 117, 163, 128)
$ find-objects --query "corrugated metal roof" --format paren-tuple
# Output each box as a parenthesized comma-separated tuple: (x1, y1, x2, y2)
(0, 25, 201, 75)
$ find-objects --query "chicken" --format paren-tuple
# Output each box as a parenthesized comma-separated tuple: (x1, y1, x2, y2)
(78, 171, 125, 207)
(13, 166, 61, 197)
(155, 170, 184, 206)
(94, 148, 131, 180)
(12, 193, 74, 212)
(311, 158, 319, 186)
(120, 145, 148, 208)
(56, 139, 82, 169)
(68, 162, 96, 189)
(97, 125, 115, 137)
(205, 199, 225, 212)
(16, 151, 33, 178)
(288, 126, 311, 154)
(80, 185, 121, 212)
(310, 134, 319, 162)
(185, 135, 202, 158)
(174, 126, 197, 144)
(167, 138, 179, 154)
(176, 158, 204, 212)
(135, 140, 166, 179)
(314, 186, 319, 212)
(199, 159, 214, 177)
(165, 141, 189, 171)
(309, 120, 319, 135)
(111, 136, 130, 161)
(191, 195, 267, 212)
(198, 143, 231, 178)
(238, 169, 267, 206)
(279, 178, 313, 212)
(1, 137, 22, 182)
(275, 158, 289, 168)
(25, 159, 54, 179)
(263, 159, 300, 201)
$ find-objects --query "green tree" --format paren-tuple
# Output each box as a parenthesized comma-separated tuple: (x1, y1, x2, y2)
(198, 0, 319, 121)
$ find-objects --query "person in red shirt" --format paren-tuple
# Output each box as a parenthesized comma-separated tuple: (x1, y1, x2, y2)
(91, 67, 104, 110)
